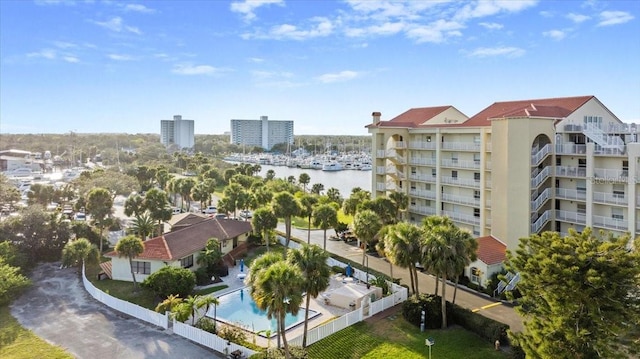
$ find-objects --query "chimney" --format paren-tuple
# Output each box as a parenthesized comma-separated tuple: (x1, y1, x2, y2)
(372, 112, 381, 124)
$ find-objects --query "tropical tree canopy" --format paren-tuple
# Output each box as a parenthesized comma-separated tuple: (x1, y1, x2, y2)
(115, 235, 145, 289)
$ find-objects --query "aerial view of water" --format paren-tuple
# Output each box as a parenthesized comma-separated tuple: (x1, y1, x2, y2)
(257, 164, 372, 197)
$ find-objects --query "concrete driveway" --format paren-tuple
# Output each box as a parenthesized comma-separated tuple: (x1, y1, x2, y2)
(10, 262, 223, 359)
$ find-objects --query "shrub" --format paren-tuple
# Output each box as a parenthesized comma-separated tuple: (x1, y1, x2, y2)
(213, 263, 229, 278)
(449, 303, 509, 344)
(217, 323, 247, 344)
(141, 266, 196, 298)
(195, 267, 211, 286)
(251, 346, 308, 359)
(194, 317, 217, 334)
(331, 265, 345, 275)
(371, 276, 389, 296)
(401, 294, 444, 329)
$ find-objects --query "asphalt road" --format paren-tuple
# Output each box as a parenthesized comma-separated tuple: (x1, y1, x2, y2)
(10, 263, 223, 359)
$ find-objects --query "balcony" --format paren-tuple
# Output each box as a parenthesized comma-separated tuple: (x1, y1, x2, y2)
(386, 149, 406, 164)
(409, 189, 436, 200)
(442, 210, 480, 226)
(441, 176, 480, 188)
(531, 187, 551, 212)
(376, 182, 396, 192)
(441, 159, 480, 169)
(593, 191, 628, 206)
(409, 173, 436, 183)
(409, 205, 436, 216)
(531, 144, 552, 167)
(593, 168, 629, 182)
(376, 166, 386, 175)
(594, 147, 625, 156)
(556, 210, 587, 225)
(386, 167, 405, 180)
(555, 188, 586, 201)
(555, 143, 586, 155)
(376, 183, 386, 192)
(376, 150, 386, 158)
(554, 166, 586, 178)
(441, 142, 481, 151)
(409, 157, 436, 166)
(563, 124, 584, 132)
(531, 209, 553, 233)
(441, 193, 480, 207)
(593, 215, 628, 231)
(394, 141, 406, 149)
(408, 141, 437, 150)
(531, 166, 551, 188)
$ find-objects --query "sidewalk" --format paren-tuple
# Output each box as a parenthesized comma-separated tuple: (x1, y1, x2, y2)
(277, 223, 524, 333)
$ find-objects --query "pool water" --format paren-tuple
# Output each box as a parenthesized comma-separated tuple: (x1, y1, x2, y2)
(209, 287, 319, 335)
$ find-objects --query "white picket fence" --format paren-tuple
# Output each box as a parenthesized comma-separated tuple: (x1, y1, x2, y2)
(279, 236, 409, 347)
(82, 264, 169, 329)
(173, 320, 256, 358)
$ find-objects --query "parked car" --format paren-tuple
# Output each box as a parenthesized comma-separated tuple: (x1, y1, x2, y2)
(239, 210, 253, 219)
(74, 212, 86, 221)
(201, 206, 217, 214)
(172, 207, 182, 215)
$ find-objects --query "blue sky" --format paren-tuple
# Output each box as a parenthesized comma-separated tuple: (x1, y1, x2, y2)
(1, 0, 638, 136)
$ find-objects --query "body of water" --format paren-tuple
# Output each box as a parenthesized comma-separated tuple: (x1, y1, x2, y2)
(257, 164, 372, 197)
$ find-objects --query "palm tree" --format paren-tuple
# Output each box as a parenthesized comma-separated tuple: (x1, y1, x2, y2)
(86, 187, 114, 253)
(196, 295, 220, 329)
(124, 193, 145, 218)
(326, 187, 341, 205)
(179, 177, 196, 210)
(246, 252, 283, 288)
(61, 237, 100, 269)
(299, 194, 318, 244)
(197, 238, 223, 279)
(251, 207, 278, 251)
(251, 260, 304, 359)
(143, 188, 172, 236)
(155, 294, 183, 313)
(388, 191, 409, 222)
(310, 183, 324, 195)
(115, 235, 145, 290)
(183, 295, 201, 325)
(298, 173, 311, 193)
(288, 245, 330, 348)
(271, 192, 301, 256)
(383, 222, 423, 295)
(191, 181, 210, 209)
(352, 209, 382, 267)
(265, 169, 276, 181)
(128, 212, 155, 240)
(312, 203, 338, 251)
(222, 182, 245, 218)
(451, 229, 477, 305)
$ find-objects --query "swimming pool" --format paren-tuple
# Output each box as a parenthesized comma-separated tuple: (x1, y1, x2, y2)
(209, 287, 320, 335)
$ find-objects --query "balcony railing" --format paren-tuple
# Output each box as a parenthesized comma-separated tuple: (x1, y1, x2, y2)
(531, 209, 553, 233)
(409, 189, 436, 200)
(376, 150, 386, 158)
(593, 168, 629, 182)
(386, 167, 405, 179)
(441, 159, 480, 169)
(440, 176, 480, 188)
(409, 205, 436, 216)
(376, 183, 386, 192)
(593, 191, 628, 206)
(376, 166, 386, 175)
(531, 166, 551, 188)
(409, 174, 436, 183)
(555, 143, 586, 155)
(441, 142, 481, 151)
(441, 193, 480, 207)
(442, 210, 480, 226)
(555, 188, 586, 201)
(394, 141, 406, 149)
(408, 141, 437, 150)
(531, 144, 552, 167)
(556, 210, 587, 225)
(594, 147, 625, 156)
(409, 157, 436, 166)
(531, 187, 551, 212)
(593, 215, 628, 231)
(555, 166, 586, 178)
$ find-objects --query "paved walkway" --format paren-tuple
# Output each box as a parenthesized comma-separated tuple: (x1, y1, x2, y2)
(278, 224, 524, 333)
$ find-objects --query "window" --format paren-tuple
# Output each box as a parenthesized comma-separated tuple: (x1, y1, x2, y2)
(222, 239, 228, 248)
(474, 190, 480, 199)
(426, 135, 432, 142)
(473, 226, 480, 236)
(452, 170, 458, 179)
(425, 200, 432, 207)
(613, 184, 625, 198)
(576, 179, 586, 193)
(578, 159, 586, 168)
(622, 160, 629, 176)
(132, 261, 150, 274)
(474, 208, 480, 217)
(473, 136, 481, 144)
(470, 267, 481, 283)
(410, 199, 416, 206)
(180, 254, 194, 268)
(451, 153, 458, 164)
(431, 168, 437, 177)
(612, 208, 624, 220)
(473, 153, 480, 164)
(411, 166, 416, 175)
(410, 184, 416, 190)
(474, 172, 480, 182)
(577, 203, 586, 215)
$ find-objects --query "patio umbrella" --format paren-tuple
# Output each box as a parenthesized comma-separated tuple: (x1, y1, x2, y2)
(240, 259, 244, 272)
(346, 264, 352, 277)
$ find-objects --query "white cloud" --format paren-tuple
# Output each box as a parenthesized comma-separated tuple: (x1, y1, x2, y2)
(248, 57, 265, 63)
(597, 11, 634, 27)
(27, 49, 56, 59)
(479, 22, 503, 30)
(93, 17, 142, 34)
(63, 56, 79, 63)
(406, 19, 464, 43)
(316, 70, 359, 83)
(468, 46, 525, 58)
(108, 54, 134, 61)
(252, 17, 334, 40)
(172, 64, 230, 76)
(123, 4, 155, 14)
(566, 13, 590, 23)
(251, 70, 293, 80)
(455, 0, 538, 21)
(53, 41, 77, 49)
(543, 29, 566, 40)
(539, 10, 554, 18)
(230, 0, 283, 22)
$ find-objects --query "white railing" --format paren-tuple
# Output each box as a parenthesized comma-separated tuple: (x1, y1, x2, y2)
(593, 191, 628, 206)
(409, 205, 436, 216)
(531, 166, 551, 188)
(394, 141, 406, 149)
(376, 166, 386, 175)
(376, 150, 386, 158)
(531, 187, 551, 212)
(441, 142, 481, 151)
(555, 188, 586, 201)
(531, 144, 552, 166)
(583, 123, 624, 151)
(409, 157, 436, 166)
(409, 189, 436, 199)
(593, 215, 628, 231)
(531, 210, 553, 233)
(441, 176, 480, 188)
(593, 168, 629, 181)
(442, 210, 480, 226)
(408, 141, 437, 150)
(173, 320, 256, 358)
(82, 264, 169, 329)
(555, 166, 586, 178)
(376, 183, 386, 192)
(593, 147, 625, 156)
(555, 143, 587, 155)
(409, 174, 436, 183)
(556, 210, 587, 224)
(442, 193, 480, 207)
(440, 159, 480, 169)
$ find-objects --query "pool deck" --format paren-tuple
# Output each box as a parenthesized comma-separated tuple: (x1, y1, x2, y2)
(198, 263, 354, 348)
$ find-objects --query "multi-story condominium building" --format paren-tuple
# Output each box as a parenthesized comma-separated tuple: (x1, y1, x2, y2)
(230, 116, 294, 151)
(161, 115, 195, 150)
(368, 96, 639, 287)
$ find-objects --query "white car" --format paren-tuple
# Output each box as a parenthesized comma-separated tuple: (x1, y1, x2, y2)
(74, 212, 86, 221)
(202, 206, 217, 214)
(239, 210, 253, 219)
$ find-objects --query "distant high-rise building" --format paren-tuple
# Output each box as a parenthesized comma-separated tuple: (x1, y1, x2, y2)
(161, 115, 194, 149)
(230, 115, 294, 151)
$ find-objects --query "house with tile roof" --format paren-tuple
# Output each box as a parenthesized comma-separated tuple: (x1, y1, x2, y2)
(105, 218, 253, 282)
(368, 95, 640, 288)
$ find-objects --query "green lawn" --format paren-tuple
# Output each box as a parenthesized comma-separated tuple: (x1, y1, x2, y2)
(291, 209, 353, 230)
(86, 264, 158, 310)
(307, 316, 508, 359)
(0, 306, 72, 359)
(194, 285, 229, 296)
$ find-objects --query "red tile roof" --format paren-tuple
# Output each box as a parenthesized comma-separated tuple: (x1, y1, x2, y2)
(368, 106, 455, 128)
(106, 218, 252, 261)
(476, 235, 507, 265)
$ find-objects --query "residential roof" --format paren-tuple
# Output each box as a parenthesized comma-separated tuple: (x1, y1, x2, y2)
(367, 106, 455, 128)
(167, 212, 208, 228)
(106, 218, 252, 261)
(475, 235, 507, 265)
